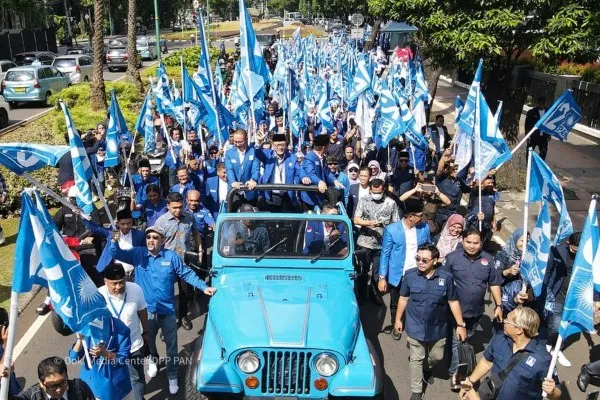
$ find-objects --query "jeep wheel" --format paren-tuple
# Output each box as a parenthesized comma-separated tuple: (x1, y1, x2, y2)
(184, 357, 206, 400)
(0, 108, 8, 128)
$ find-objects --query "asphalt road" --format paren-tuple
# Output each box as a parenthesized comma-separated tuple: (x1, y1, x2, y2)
(2, 40, 190, 131)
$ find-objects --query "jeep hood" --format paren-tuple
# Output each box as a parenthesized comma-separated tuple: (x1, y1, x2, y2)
(208, 276, 360, 361)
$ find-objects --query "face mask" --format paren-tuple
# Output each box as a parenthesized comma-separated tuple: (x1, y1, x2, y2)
(371, 193, 383, 201)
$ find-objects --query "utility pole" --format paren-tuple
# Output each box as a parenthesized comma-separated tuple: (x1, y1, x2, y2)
(153, 0, 161, 59)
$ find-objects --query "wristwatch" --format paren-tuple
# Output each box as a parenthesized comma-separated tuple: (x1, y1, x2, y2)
(457, 322, 466, 328)
(378, 276, 386, 281)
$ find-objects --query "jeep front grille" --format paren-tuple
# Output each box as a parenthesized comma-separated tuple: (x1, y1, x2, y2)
(261, 351, 312, 395)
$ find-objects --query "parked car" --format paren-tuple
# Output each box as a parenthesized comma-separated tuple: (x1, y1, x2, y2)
(52, 55, 93, 84)
(106, 46, 142, 72)
(1, 66, 70, 108)
(0, 60, 17, 83)
(172, 24, 182, 32)
(14, 52, 56, 66)
(66, 46, 94, 58)
(0, 96, 9, 128)
(136, 37, 157, 60)
(184, 184, 384, 400)
(330, 23, 347, 35)
(256, 33, 277, 51)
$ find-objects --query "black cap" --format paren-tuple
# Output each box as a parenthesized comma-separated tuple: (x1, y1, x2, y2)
(116, 208, 132, 221)
(313, 135, 329, 147)
(399, 151, 409, 158)
(326, 155, 338, 164)
(103, 263, 126, 280)
(272, 133, 287, 143)
(138, 159, 150, 169)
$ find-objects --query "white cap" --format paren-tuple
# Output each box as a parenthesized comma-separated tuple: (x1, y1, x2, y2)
(67, 186, 78, 198)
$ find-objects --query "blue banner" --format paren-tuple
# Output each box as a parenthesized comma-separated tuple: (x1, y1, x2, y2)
(535, 90, 582, 141)
(0, 143, 69, 175)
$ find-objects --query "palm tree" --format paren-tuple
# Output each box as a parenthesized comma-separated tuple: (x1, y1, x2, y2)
(125, 0, 143, 92)
(91, 0, 107, 110)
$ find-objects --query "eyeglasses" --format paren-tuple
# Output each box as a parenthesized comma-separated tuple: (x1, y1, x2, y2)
(349, 168, 358, 173)
(327, 162, 337, 166)
(411, 213, 424, 219)
(43, 379, 67, 391)
(399, 159, 409, 163)
(146, 234, 161, 240)
(503, 319, 522, 329)
(415, 256, 432, 264)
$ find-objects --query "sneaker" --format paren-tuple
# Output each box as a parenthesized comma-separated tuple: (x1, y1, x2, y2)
(147, 360, 158, 378)
(557, 351, 571, 367)
(36, 302, 52, 316)
(578, 365, 590, 392)
(391, 328, 402, 341)
(168, 378, 179, 394)
(93, 195, 99, 202)
(410, 393, 423, 400)
(0, 228, 5, 245)
(180, 316, 193, 331)
(381, 325, 393, 334)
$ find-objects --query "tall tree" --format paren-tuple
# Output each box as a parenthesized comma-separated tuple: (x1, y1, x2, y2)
(91, 0, 107, 110)
(368, 0, 600, 142)
(125, 0, 143, 92)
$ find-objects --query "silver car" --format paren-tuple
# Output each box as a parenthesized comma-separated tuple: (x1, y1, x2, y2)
(0, 60, 17, 83)
(53, 55, 93, 84)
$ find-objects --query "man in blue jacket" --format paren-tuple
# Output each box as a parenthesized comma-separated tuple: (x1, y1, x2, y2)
(205, 163, 230, 219)
(378, 198, 430, 339)
(225, 129, 260, 210)
(299, 134, 343, 210)
(84, 208, 146, 276)
(257, 133, 300, 212)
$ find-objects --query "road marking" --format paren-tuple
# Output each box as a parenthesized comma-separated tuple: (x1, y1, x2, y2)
(13, 313, 50, 361)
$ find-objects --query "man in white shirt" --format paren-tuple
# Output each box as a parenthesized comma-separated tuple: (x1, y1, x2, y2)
(99, 263, 149, 400)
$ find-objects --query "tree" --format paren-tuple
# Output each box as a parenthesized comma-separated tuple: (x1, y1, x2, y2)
(90, 0, 107, 110)
(367, 0, 600, 142)
(125, 0, 143, 92)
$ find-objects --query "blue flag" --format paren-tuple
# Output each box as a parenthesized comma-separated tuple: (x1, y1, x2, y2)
(399, 98, 429, 151)
(527, 152, 573, 244)
(558, 197, 598, 340)
(105, 91, 127, 167)
(317, 82, 334, 132)
(13, 191, 110, 334)
(521, 152, 574, 296)
(473, 93, 511, 180)
(376, 83, 406, 148)
(535, 90, 582, 141)
(0, 143, 69, 174)
(347, 54, 371, 104)
(521, 198, 553, 297)
(61, 102, 94, 215)
(458, 59, 483, 135)
(135, 91, 156, 153)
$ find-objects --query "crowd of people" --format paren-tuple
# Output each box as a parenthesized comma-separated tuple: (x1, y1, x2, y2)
(0, 29, 593, 400)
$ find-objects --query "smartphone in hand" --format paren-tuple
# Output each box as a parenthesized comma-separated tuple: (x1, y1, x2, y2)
(456, 363, 469, 385)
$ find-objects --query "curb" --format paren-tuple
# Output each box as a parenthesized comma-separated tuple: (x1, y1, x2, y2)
(17, 285, 42, 314)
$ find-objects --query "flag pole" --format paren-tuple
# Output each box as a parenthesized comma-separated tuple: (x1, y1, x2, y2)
(149, 77, 178, 163)
(475, 89, 482, 232)
(21, 172, 91, 220)
(180, 57, 186, 138)
(511, 126, 536, 155)
(0, 291, 19, 400)
(542, 334, 563, 398)
(91, 175, 115, 227)
(520, 147, 532, 293)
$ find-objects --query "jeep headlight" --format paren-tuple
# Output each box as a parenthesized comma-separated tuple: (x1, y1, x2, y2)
(237, 351, 260, 374)
(314, 353, 338, 377)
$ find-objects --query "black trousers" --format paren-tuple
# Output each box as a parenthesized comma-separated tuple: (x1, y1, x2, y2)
(354, 246, 381, 301)
(389, 282, 401, 325)
(528, 136, 549, 160)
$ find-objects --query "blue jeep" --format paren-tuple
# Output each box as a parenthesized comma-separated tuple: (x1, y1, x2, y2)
(185, 185, 384, 400)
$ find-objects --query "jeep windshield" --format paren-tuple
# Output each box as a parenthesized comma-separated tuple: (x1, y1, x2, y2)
(218, 217, 349, 260)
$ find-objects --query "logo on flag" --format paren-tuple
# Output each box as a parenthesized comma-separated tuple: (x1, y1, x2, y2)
(535, 90, 582, 141)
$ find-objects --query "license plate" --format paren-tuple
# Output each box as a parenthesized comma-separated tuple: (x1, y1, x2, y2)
(13, 87, 26, 93)
(112, 58, 123, 62)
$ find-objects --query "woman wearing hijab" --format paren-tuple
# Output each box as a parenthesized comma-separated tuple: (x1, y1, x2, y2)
(367, 160, 389, 184)
(436, 214, 464, 261)
(495, 228, 528, 284)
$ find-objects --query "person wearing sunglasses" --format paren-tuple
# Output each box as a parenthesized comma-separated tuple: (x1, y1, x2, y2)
(460, 307, 562, 400)
(378, 198, 430, 338)
(393, 244, 466, 400)
(16, 356, 94, 400)
(110, 226, 216, 395)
